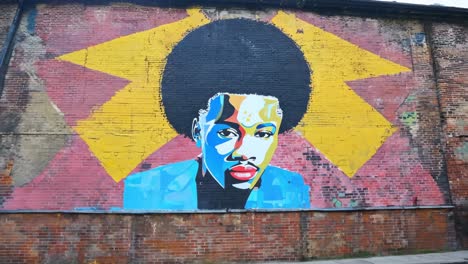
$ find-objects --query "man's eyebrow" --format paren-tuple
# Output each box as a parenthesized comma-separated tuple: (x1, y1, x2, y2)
(215, 121, 240, 130)
(256, 123, 277, 132)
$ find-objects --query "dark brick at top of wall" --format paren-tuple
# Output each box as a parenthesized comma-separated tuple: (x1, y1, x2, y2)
(0, 2, 18, 54)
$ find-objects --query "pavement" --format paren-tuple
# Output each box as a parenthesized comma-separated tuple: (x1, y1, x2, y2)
(262, 250, 468, 264)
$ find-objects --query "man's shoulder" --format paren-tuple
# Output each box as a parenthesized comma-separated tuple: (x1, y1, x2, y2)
(125, 159, 198, 185)
(263, 165, 305, 184)
(123, 159, 199, 210)
(245, 165, 310, 209)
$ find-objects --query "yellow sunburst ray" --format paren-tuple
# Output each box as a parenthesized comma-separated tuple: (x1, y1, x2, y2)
(272, 11, 410, 177)
(58, 8, 210, 182)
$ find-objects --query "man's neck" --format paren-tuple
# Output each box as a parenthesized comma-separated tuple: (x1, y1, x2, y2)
(195, 159, 254, 210)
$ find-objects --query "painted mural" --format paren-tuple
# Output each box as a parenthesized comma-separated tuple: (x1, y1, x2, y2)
(125, 18, 312, 210)
(0, 5, 448, 211)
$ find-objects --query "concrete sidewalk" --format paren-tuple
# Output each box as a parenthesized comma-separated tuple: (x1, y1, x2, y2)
(263, 250, 468, 264)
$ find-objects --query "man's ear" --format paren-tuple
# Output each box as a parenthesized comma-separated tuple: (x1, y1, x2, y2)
(192, 118, 202, 148)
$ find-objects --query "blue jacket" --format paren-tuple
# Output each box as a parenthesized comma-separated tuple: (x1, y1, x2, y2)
(123, 159, 310, 210)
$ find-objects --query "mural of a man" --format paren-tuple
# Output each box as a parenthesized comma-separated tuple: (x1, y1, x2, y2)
(123, 18, 312, 210)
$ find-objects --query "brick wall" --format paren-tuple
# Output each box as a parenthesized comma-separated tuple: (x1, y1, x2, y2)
(0, 1, 466, 262)
(0, 2, 453, 210)
(429, 22, 468, 248)
(0, 209, 455, 263)
(0, 2, 17, 48)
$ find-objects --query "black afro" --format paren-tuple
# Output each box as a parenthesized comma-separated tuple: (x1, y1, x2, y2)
(161, 18, 311, 137)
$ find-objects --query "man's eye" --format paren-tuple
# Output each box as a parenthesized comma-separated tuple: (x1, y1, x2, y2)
(255, 131, 273, 138)
(217, 129, 238, 138)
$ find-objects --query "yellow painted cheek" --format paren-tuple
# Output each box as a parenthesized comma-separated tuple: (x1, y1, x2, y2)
(259, 102, 283, 126)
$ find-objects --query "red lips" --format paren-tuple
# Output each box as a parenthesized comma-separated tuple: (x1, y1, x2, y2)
(229, 164, 258, 181)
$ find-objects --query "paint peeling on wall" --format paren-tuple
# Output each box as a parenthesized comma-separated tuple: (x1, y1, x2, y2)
(455, 142, 468, 162)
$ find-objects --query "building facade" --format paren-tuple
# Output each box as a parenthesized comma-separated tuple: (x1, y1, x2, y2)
(0, 0, 466, 262)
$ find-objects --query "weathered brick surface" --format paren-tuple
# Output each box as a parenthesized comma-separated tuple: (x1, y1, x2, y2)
(0, 3, 452, 209)
(0, 209, 455, 263)
(0, 1, 466, 261)
(0, 1, 17, 48)
(429, 22, 468, 248)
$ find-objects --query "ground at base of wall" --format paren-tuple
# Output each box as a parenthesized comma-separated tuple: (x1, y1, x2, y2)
(274, 250, 468, 264)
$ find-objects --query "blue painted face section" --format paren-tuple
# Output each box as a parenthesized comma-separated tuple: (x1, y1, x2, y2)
(200, 95, 231, 186)
(202, 122, 236, 187)
(204, 94, 224, 121)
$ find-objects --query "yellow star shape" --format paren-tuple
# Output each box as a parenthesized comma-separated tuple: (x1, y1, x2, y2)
(57, 9, 409, 182)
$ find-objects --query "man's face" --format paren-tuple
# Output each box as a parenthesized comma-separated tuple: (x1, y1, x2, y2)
(195, 94, 283, 189)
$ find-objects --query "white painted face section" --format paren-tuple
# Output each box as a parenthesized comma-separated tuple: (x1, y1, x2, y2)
(232, 134, 273, 165)
(214, 137, 237, 155)
(237, 95, 266, 127)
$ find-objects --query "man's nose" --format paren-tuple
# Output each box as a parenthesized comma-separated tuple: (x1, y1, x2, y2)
(231, 136, 256, 161)
(231, 153, 256, 161)
(232, 154, 252, 161)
